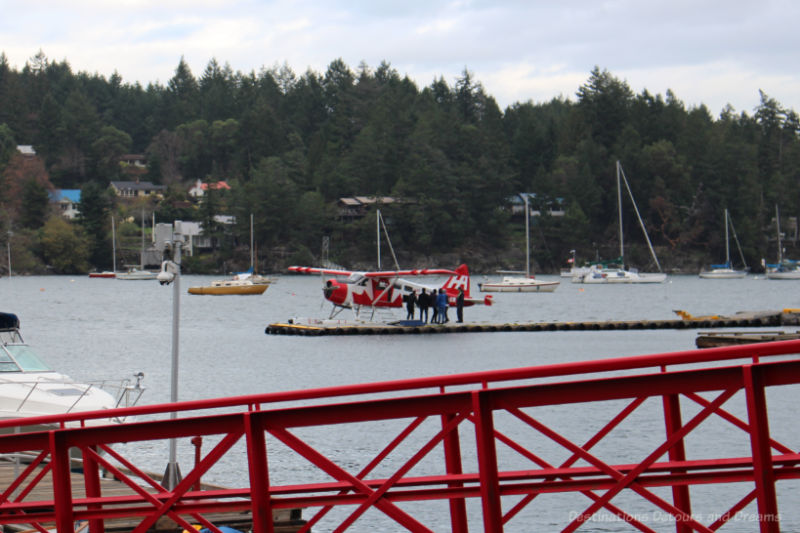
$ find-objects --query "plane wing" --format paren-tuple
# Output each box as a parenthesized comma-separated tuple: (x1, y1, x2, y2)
(288, 266, 356, 276)
(362, 268, 457, 278)
(288, 266, 457, 278)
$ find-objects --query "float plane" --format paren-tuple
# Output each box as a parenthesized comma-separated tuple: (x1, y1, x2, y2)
(288, 264, 492, 320)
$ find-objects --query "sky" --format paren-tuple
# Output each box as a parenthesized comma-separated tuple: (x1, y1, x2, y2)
(2, 0, 800, 116)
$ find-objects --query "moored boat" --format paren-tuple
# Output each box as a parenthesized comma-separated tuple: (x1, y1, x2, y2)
(116, 267, 158, 280)
(575, 264, 667, 284)
(188, 278, 269, 295)
(480, 193, 559, 293)
(572, 161, 666, 284)
(0, 312, 145, 428)
(479, 276, 559, 292)
(88, 271, 116, 278)
(766, 205, 800, 280)
(699, 209, 748, 278)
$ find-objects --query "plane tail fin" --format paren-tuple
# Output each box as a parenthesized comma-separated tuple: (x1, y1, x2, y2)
(441, 264, 471, 297)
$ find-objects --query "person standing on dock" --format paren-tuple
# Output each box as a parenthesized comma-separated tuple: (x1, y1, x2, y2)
(404, 290, 417, 320)
(418, 288, 430, 323)
(430, 289, 439, 324)
(456, 288, 465, 323)
(437, 289, 449, 323)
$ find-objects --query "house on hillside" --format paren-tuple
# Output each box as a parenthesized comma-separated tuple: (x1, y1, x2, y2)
(110, 180, 166, 199)
(188, 179, 232, 199)
(154, 216, 236, 256)
(49, 189, 81, 219)
(119, 154, 147, 169)
(17, 145, 36, 157)
(119, 154, 148, 178)
(508, 193, 565, 219)
(337, 196, 400, 220)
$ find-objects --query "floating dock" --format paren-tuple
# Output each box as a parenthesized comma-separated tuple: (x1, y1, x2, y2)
(695, 330, 800, 349)
(265, 310, 800, 336)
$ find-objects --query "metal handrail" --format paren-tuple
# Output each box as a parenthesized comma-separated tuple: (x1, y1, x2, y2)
(0, 339, 797, 432)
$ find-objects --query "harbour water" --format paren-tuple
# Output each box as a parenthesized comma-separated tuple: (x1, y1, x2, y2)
(2, 273, 799, 531)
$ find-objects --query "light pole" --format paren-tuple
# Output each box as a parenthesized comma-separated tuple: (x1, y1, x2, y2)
(157, 233, 184, 490)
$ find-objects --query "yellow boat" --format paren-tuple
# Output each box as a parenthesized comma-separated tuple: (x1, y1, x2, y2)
(187, 279, 269, 295)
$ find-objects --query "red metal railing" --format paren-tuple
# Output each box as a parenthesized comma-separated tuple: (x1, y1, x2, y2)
(0, 340, 798, 532)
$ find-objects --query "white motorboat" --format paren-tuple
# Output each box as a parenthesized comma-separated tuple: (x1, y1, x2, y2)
(0, 312, 145, 428)
(699, 209, 748, 279)
(573, 161, 666, 284)
(480, 194, 559, 293)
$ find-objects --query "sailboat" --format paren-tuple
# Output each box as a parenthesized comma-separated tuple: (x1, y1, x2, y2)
(479, 194, 559, 292)
(699, 209, 748, 279)
(188, 213, 271, 295)
(233, 214, 272, 285)
(117, 210, 158, 280)
(88, 216, 118, 278)
(766, 205, 800, 279)
(573, 161, 667, 284)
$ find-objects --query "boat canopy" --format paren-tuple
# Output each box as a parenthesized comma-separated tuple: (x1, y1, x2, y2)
(0, 313, 20, 330)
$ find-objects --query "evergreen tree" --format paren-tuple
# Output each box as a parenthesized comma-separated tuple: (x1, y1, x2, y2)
(77, 181, 113, 269)
(19, 179, 50, 229)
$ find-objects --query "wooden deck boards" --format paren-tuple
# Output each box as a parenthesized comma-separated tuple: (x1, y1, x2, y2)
(0, 457, 304, 532)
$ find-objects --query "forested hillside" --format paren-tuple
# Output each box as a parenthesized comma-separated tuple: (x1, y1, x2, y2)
(1, 51, 799, 274)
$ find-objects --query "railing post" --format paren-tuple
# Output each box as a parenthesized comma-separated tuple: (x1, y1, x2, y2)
(82, 445, 104, 533)
(472, 390, 502, 532)
(191, 436, 203, 491)
(442, 412, 468, 531)
(50, 430, 75, 533)
(743, 365, 780, 532)
(662, 392, 692, 533)
(245, 412, 274, 533)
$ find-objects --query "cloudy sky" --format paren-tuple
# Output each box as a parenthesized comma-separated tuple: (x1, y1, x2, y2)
(2, 0, 799, 115)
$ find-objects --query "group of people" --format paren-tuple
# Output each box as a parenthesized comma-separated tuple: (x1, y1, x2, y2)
(404, 287, 465, 324)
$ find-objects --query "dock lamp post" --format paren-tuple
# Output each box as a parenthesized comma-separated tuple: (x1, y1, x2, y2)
(157, 233, 184, 490)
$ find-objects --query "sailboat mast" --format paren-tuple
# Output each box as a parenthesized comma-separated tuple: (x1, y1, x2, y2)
(617, 161, 624, 264)
(140, 209, 145, 270)
(250, 213, 255, 271)
(776, 205, 783, 264)
(617, 161, 663, 272)
(376, 209, 381, 270)
(724, 209, 731, 266)
(524, 195, 530, 277)
(111, 215, 117, 272)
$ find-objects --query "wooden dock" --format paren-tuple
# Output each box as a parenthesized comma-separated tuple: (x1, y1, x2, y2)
(695, 330, 800, 349)
(265, 310, 797, 336)
(0, 455, 305, 532)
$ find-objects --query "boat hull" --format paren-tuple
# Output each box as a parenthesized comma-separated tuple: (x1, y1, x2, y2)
(560, 267, 591, 278)
(479, 281, 559, 293)
(88, 271, 116, 278)
(766, 270, 800, 280)
(188, 284, 268, 295)
(699, 269, 747, 279)
(574, 268, 667, 284)
(116, 269, 158, 280)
